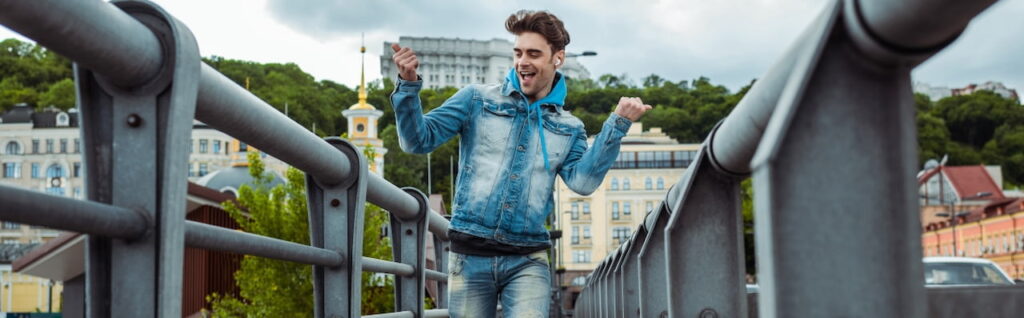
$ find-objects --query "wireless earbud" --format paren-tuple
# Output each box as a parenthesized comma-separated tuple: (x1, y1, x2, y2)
(555, 58, 561, 65)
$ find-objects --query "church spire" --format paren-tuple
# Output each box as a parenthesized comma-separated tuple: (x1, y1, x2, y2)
(351, 33, 374, 110)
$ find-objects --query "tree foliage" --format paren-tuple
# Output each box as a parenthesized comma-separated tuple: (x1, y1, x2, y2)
(207, 152, 395, 317)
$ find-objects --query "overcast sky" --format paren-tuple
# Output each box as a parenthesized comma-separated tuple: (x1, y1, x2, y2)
(2, 0, 1021, 93)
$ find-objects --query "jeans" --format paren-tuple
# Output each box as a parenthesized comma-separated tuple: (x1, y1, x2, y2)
(448, 251, 551, 318)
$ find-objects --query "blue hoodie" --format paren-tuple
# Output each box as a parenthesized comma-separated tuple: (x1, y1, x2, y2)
(505, 68, 569, 171)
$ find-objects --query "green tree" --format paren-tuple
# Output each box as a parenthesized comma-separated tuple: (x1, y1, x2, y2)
(38, 78, 75, 110)
(207, 152, 395, 317)
(0, 77, 38, 110)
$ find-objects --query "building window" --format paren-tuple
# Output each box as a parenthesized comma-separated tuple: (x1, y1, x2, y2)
(612, 202, 620, 220)
(31, 163, 40, 179)
(623, 178, 631, 190)
(32, 139, 39, 153)
(657, 177, 665, 190)
(572, 276, 587, 286)
(573, 250, 591, 264)
(56, 113, 69, 126)
(74, 138, 80, 153)
(2, 163, 20, 178)
(2, 222, 19, 230)
(645, 177, 653, 190)
(613, 227, 631, 244)
(624, 202, 632, 215)
(5, 141, 20, 155)
(213, 140, 221, 154)
(199, 163, 208, 177)
(583, 203, 590, 214)
(610, 178, 618, 191)
(60, 138, 67, 153)
(570, 202, 579, 220)
(46, 139, 53, 153)
(73, 187, 82, 199)
(188, 162, 194, 177)
(199, 139, 208, 153)
(73, 162, 81, 178)
(239, 142, 248, 152)
(46, 164, 65, 196)
(571, 226, 579, 244)
(583, 226, 591, 239)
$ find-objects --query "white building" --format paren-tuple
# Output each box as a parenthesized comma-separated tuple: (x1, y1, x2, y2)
(381, 36, 592, 90)
(0, 103, 236, 244)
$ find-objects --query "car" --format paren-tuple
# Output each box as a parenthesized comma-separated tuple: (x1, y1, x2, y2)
(923, 256, 1015, 286)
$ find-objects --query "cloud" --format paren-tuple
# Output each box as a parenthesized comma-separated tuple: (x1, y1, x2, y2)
(264, 0, 840, 90)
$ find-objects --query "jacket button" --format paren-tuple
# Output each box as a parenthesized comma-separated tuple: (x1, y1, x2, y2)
(511, 174, 518, 180)
(503, 203, 511, 209)
(517, 145, 525, 151)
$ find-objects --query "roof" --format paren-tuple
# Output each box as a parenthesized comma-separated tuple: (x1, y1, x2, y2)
(0, 104, 80, 128)
(918, 165, 1005, 200)
(944, 166, 1005, 200)
(0, 103, 34, 123)
(924, 198, 1024, 230)
(923, 256, 999, 264)
(195, 166, 285, 197)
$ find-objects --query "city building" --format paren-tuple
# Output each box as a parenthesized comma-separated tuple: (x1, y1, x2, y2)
(952, 81, 1020, 102)
(917, 162, 1005, 226)
(918, 163, 1024, 279)
(913, 81, 1020, 103)
(380, 36, 592, 90)
(345, 41, 387, 175)
(0, 244, 57, 314)
(553, 123, 698, 309)
(0, 104, 235, 241)
(922, 197, 1024, 279)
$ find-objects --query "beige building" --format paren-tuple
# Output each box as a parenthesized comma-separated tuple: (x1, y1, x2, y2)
(554, 123, 698, 298)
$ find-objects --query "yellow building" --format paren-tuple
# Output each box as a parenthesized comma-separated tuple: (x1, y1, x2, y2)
(555, 124, 699, 291)
(342, 42, 387, 175)
(1, 263, 62, 313)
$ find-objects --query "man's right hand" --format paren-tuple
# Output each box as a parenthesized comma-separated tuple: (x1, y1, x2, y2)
(391, 43, 419, 81)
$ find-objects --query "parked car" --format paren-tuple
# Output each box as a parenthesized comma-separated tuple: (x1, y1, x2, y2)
(923, 257, 1015, 286)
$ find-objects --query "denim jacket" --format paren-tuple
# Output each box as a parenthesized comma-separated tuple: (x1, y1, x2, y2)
(390, 70, 632, 246)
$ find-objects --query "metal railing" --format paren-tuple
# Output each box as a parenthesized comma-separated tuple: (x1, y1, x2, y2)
(573, 0, 1024, 317)
(0, 0, 452, 317)
(2, 0, 1023, 317)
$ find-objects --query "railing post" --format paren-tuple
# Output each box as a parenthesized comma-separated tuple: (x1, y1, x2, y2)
(637, 202, 671, 317)
(620, 225, 647, 318)
(75, 1, 199, 316)
(306, 137, 367, 318)
(432, 232, 450, 309)
(664, 147, 747, 318)
(391, 188, 430, 317)
(749, 1, 926, 316)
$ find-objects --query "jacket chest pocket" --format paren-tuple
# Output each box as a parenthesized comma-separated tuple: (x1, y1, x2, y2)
(477, 102, 516, 146)
(541, 120, 574, 168)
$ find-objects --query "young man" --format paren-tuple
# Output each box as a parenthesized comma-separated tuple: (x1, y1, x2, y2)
(389, 10, 650, 317)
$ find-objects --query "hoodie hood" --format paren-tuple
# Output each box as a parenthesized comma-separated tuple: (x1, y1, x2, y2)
(505, 68, 567, 107)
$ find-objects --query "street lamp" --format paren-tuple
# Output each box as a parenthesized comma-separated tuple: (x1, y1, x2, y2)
(934, 191, 992, 256)
(565, 51, 597, 58)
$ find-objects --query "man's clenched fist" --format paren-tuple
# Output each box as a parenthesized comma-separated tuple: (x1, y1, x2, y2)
(614, 97, 652, 122)
(391, 43, 419, 81)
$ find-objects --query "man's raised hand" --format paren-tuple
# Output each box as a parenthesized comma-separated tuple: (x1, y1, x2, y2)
(613, 97, 653, 122)
(391, 43, 419, 81)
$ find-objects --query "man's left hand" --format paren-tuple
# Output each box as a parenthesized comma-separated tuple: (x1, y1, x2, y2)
(613, 97, 652, 122)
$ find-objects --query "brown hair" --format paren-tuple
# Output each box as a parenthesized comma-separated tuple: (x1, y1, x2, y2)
(505, 10, 570, 53)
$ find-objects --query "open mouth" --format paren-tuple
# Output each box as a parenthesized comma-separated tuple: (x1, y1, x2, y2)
(519, 70, 536, 86)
